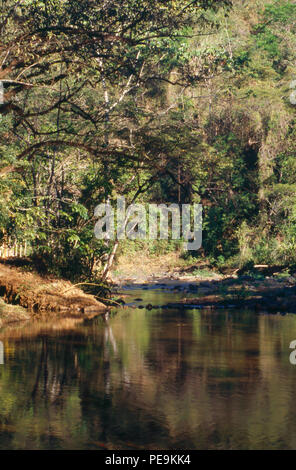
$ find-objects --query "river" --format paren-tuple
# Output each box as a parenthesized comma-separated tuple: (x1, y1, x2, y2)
(0, 283, 296, 450)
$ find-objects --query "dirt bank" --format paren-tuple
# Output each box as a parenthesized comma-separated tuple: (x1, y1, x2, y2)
(0, 298, 31, 328)
(0, 262, 107, 325)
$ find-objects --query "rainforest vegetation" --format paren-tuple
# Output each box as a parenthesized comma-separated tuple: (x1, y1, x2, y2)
(0, 0, 296, 282)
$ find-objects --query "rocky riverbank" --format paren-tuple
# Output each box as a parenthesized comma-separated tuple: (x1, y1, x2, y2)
(115, 271, 296, 314)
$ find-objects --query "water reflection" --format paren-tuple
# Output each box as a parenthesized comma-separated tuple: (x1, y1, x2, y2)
(0, 299, 296, 449)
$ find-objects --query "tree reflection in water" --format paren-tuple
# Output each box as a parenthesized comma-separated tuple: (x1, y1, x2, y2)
(0, 305, 296, 449)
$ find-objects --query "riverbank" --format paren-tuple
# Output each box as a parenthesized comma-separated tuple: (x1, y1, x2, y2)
(1, 253, 296, 328)
(111, 255, 296, 314)
(0, 260, 107, 326)
(134, 276, 296, 314)
(0, 298, 30, 328)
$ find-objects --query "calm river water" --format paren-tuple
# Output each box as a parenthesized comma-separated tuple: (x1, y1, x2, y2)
(0, 284, 296, 450)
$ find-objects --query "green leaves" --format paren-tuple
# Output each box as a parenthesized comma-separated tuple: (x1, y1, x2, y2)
(71, 203, 89, 220)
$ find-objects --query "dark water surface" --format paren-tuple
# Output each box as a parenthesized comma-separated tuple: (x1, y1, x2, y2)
(0, 285, 296, 450)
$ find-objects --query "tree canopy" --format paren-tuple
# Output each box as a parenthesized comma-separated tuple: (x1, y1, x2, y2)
(0, 0, 296, 279)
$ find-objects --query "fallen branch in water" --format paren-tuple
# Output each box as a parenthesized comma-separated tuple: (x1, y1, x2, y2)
(62, 282, 122, 307)
(62, 282, 107, 294)
(94, 296, 123, 307)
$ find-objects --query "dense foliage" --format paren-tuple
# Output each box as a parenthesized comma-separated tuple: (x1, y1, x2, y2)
(0, 0, 295, 279)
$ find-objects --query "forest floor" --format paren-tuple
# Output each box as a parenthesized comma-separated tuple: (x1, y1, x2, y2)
(0, 259, 107, 326)
(110, 251, 220, 283)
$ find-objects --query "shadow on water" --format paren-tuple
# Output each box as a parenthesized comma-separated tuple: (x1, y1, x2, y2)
(0, 283, 296, 449)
